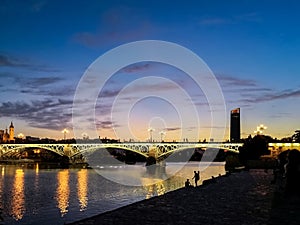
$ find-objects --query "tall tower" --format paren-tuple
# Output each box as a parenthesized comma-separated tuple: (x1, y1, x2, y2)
(230, 108, 240, 142)
(9, 121, 14, 141)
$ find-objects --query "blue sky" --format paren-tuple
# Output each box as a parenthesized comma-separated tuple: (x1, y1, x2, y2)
(0, 0, 299, 141)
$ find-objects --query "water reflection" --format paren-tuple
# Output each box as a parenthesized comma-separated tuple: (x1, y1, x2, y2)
(0, 167, 4, 222)
(0, 162, 225, 224)
(142, 165, 167, 199)
(11, 169, 25, 221)
(142, 178, 166, 199)
(77, 169, 88, 211)
(56, 170, 70, 216)
(35, 163, 39, 175)
(34, 163, 39, 194)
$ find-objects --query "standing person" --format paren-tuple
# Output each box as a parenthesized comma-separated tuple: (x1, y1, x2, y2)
(192, 171, 200, 186)
(285, 149, 300, 194)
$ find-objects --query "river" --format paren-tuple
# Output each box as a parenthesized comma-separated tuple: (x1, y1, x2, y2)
(0, 162, 225, 225)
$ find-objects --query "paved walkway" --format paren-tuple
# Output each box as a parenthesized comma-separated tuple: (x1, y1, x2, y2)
(68, 170, 300, 225)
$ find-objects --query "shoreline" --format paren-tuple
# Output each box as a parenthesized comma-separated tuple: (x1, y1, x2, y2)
(68, 169, 292, 225)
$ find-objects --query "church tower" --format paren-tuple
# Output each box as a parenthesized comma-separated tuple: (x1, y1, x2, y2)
(9, 121, 14, 141)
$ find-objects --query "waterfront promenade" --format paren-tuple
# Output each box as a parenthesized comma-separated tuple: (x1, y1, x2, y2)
(68, 169, 300, 225)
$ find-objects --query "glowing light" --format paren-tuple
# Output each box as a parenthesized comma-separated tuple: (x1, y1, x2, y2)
(148, 127, 155, 142)
(254, 124, 267, 135)
(159, 131, 166, 142)
(62, 129, 69, 140)
(82, 132, 89, 140)
(17, 133, 24, 139)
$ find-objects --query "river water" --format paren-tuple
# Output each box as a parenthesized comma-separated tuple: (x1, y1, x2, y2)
(0, 162, 225, 225)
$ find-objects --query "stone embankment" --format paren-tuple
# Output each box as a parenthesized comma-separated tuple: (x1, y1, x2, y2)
(68, 170, 300, 225)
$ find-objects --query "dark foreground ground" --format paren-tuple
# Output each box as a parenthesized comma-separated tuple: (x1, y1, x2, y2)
(68, 169, 300, 225)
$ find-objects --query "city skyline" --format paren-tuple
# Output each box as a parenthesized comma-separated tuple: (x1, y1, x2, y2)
(1, 0, 300, 141)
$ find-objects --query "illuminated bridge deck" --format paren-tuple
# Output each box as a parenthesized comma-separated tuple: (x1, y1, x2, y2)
(0, 142, 243, 158)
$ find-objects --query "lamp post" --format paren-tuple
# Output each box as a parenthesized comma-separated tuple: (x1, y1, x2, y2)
(254, 124, 267, 135)
(148, 127, 155, 142)
(159, 131, 166, 142)
(82, 132, 88, 140)
(62, 128, 69, 140)
(17, 133, 24, 139)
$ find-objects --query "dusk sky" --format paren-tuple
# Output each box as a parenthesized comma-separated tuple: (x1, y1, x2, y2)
(0, 0, 299, 141)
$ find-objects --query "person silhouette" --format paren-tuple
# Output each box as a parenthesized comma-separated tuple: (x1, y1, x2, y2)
(192, 171, 200, 186)
(185, 179, 191, 188)
(285, 149, 300, 194)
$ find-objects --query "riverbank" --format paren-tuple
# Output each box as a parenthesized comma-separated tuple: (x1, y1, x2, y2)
(68, 169, 299, 225)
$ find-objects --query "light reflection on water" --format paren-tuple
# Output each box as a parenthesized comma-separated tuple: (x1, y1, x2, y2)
(77, 169, 88, 211)
(56, 170, 70, 216)
(0, 162, 225, 225)
(11, 169, 25, 221)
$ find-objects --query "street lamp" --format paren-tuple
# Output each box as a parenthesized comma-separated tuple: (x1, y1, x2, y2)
(62, 128, 69, 140)
(159, 131, 166, 142)
(17, 133, 24, 139)
(148, 127, 155, 142)
(82, 132, 88, 140)
(254, 124, 267, 135)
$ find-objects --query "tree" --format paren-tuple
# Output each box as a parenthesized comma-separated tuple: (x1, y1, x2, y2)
(239, 135, 269, 160)
(292, 130, 300, 142)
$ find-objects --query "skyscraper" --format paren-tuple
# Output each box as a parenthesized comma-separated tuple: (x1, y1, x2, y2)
(230, 108, 240, 142)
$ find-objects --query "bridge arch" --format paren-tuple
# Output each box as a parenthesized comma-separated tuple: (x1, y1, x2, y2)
(0, 144, 66, 157)
(157, 145, 239, 161)
(71, 145, 149, 159)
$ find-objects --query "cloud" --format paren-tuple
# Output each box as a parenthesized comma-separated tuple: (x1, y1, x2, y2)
(30, 0, 47, 12)
(120, 63, 152, 73)
(99, 89, 121, 98)
(216, 74, 257, 87)
(20, 85, 75, 97)
(234, 12, 262, 23)
(228, 87, 272, 94)
(199, 18, 231, 26)
(242, 89, 300, 103)
(269, 112, 292, 118)
(72, 7, 154, 47)
(164, 127, 181, 131)
(27, 77, 63, 86)
(0, 0, 47, 14)
(0, 99, 72, 130)
(0, 53, 59, 72)
(96, 104, 114, 116)
(199, 12, 261, 26)
(96, 120, 121, 129)
(98, 80, 181, 100)
(0, 71, 72, 97)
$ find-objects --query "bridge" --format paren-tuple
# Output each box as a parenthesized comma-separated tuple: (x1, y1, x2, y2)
(0, 142, 243, 160)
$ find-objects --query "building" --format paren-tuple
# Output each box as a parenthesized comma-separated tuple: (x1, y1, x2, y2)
(0, 121, 15, 143)
(9, 121, 14, 141)
(230, 108, 240, 142)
